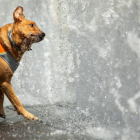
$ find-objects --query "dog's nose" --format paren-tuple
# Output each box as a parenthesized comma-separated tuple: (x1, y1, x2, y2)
(41, 32, 45, 37)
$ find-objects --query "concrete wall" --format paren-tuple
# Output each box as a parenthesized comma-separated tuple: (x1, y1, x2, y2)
(1, 0, 140, 139)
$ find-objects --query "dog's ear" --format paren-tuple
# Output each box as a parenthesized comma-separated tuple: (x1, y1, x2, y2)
(13, 6, 25, 22)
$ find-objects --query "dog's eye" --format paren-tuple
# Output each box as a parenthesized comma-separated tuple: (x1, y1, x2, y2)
(29, 24, 34, 28)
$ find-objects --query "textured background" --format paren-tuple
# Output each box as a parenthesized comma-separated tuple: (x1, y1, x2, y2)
(1, 0, 140, 139)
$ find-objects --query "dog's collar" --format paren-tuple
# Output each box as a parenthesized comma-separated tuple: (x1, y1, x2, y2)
(8, 28, 21, 51)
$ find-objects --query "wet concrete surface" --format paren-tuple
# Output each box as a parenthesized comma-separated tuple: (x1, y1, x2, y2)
(0, 105, 139, 140)
(0, 105, 96, 140)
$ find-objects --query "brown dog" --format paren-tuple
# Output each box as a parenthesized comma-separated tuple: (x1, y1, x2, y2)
(0, 6, 45, 120)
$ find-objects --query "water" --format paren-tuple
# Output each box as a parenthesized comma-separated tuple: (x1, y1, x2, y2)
(0, 0, 140, 139)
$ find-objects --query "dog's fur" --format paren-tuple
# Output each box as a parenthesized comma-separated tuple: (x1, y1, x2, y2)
(0, 6, 45, 120)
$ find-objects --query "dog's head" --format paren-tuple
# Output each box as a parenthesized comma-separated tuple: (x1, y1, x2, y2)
(12, 6, 45, 47)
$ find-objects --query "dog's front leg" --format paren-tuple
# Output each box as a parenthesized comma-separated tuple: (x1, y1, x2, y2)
(1, 82, 38, 120)
(0, 89, 6, 118)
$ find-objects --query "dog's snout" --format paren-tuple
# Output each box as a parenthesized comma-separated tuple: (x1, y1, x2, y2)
(39, 32, 45, 40)
(41, 32, 45, 37)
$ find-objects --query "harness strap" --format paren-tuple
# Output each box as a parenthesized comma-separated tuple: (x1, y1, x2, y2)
(0, 41, 19, 73)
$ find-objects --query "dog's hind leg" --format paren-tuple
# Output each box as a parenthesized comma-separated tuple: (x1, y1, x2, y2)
(0, 89, 6, 118)
(1, 82, 38, 120)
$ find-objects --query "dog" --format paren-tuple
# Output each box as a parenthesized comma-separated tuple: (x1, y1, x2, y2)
(0, 6, 45, 120)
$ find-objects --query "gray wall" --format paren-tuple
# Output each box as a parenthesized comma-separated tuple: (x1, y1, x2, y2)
(1, 0, 140, 139)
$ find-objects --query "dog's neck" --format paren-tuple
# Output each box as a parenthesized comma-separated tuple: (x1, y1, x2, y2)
(8, 28, 21, 51)
(8, 27, 32, 61)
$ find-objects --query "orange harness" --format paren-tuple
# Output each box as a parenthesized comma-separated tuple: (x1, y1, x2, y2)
(0, 42, 19, 73)
(0, 42, 7, 54)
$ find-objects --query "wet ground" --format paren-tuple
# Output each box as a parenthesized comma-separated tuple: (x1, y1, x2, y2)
(0, 105, 140, 140)
(0, 105, 95, 140)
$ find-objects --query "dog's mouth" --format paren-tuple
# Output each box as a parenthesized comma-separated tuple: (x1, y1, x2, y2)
(30, 32, 45, 43)
(19, 31, 45, 52)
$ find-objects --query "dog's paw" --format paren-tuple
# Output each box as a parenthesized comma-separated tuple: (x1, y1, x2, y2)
(0, 110, 6, 119)
(21, 109, 38, 120)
